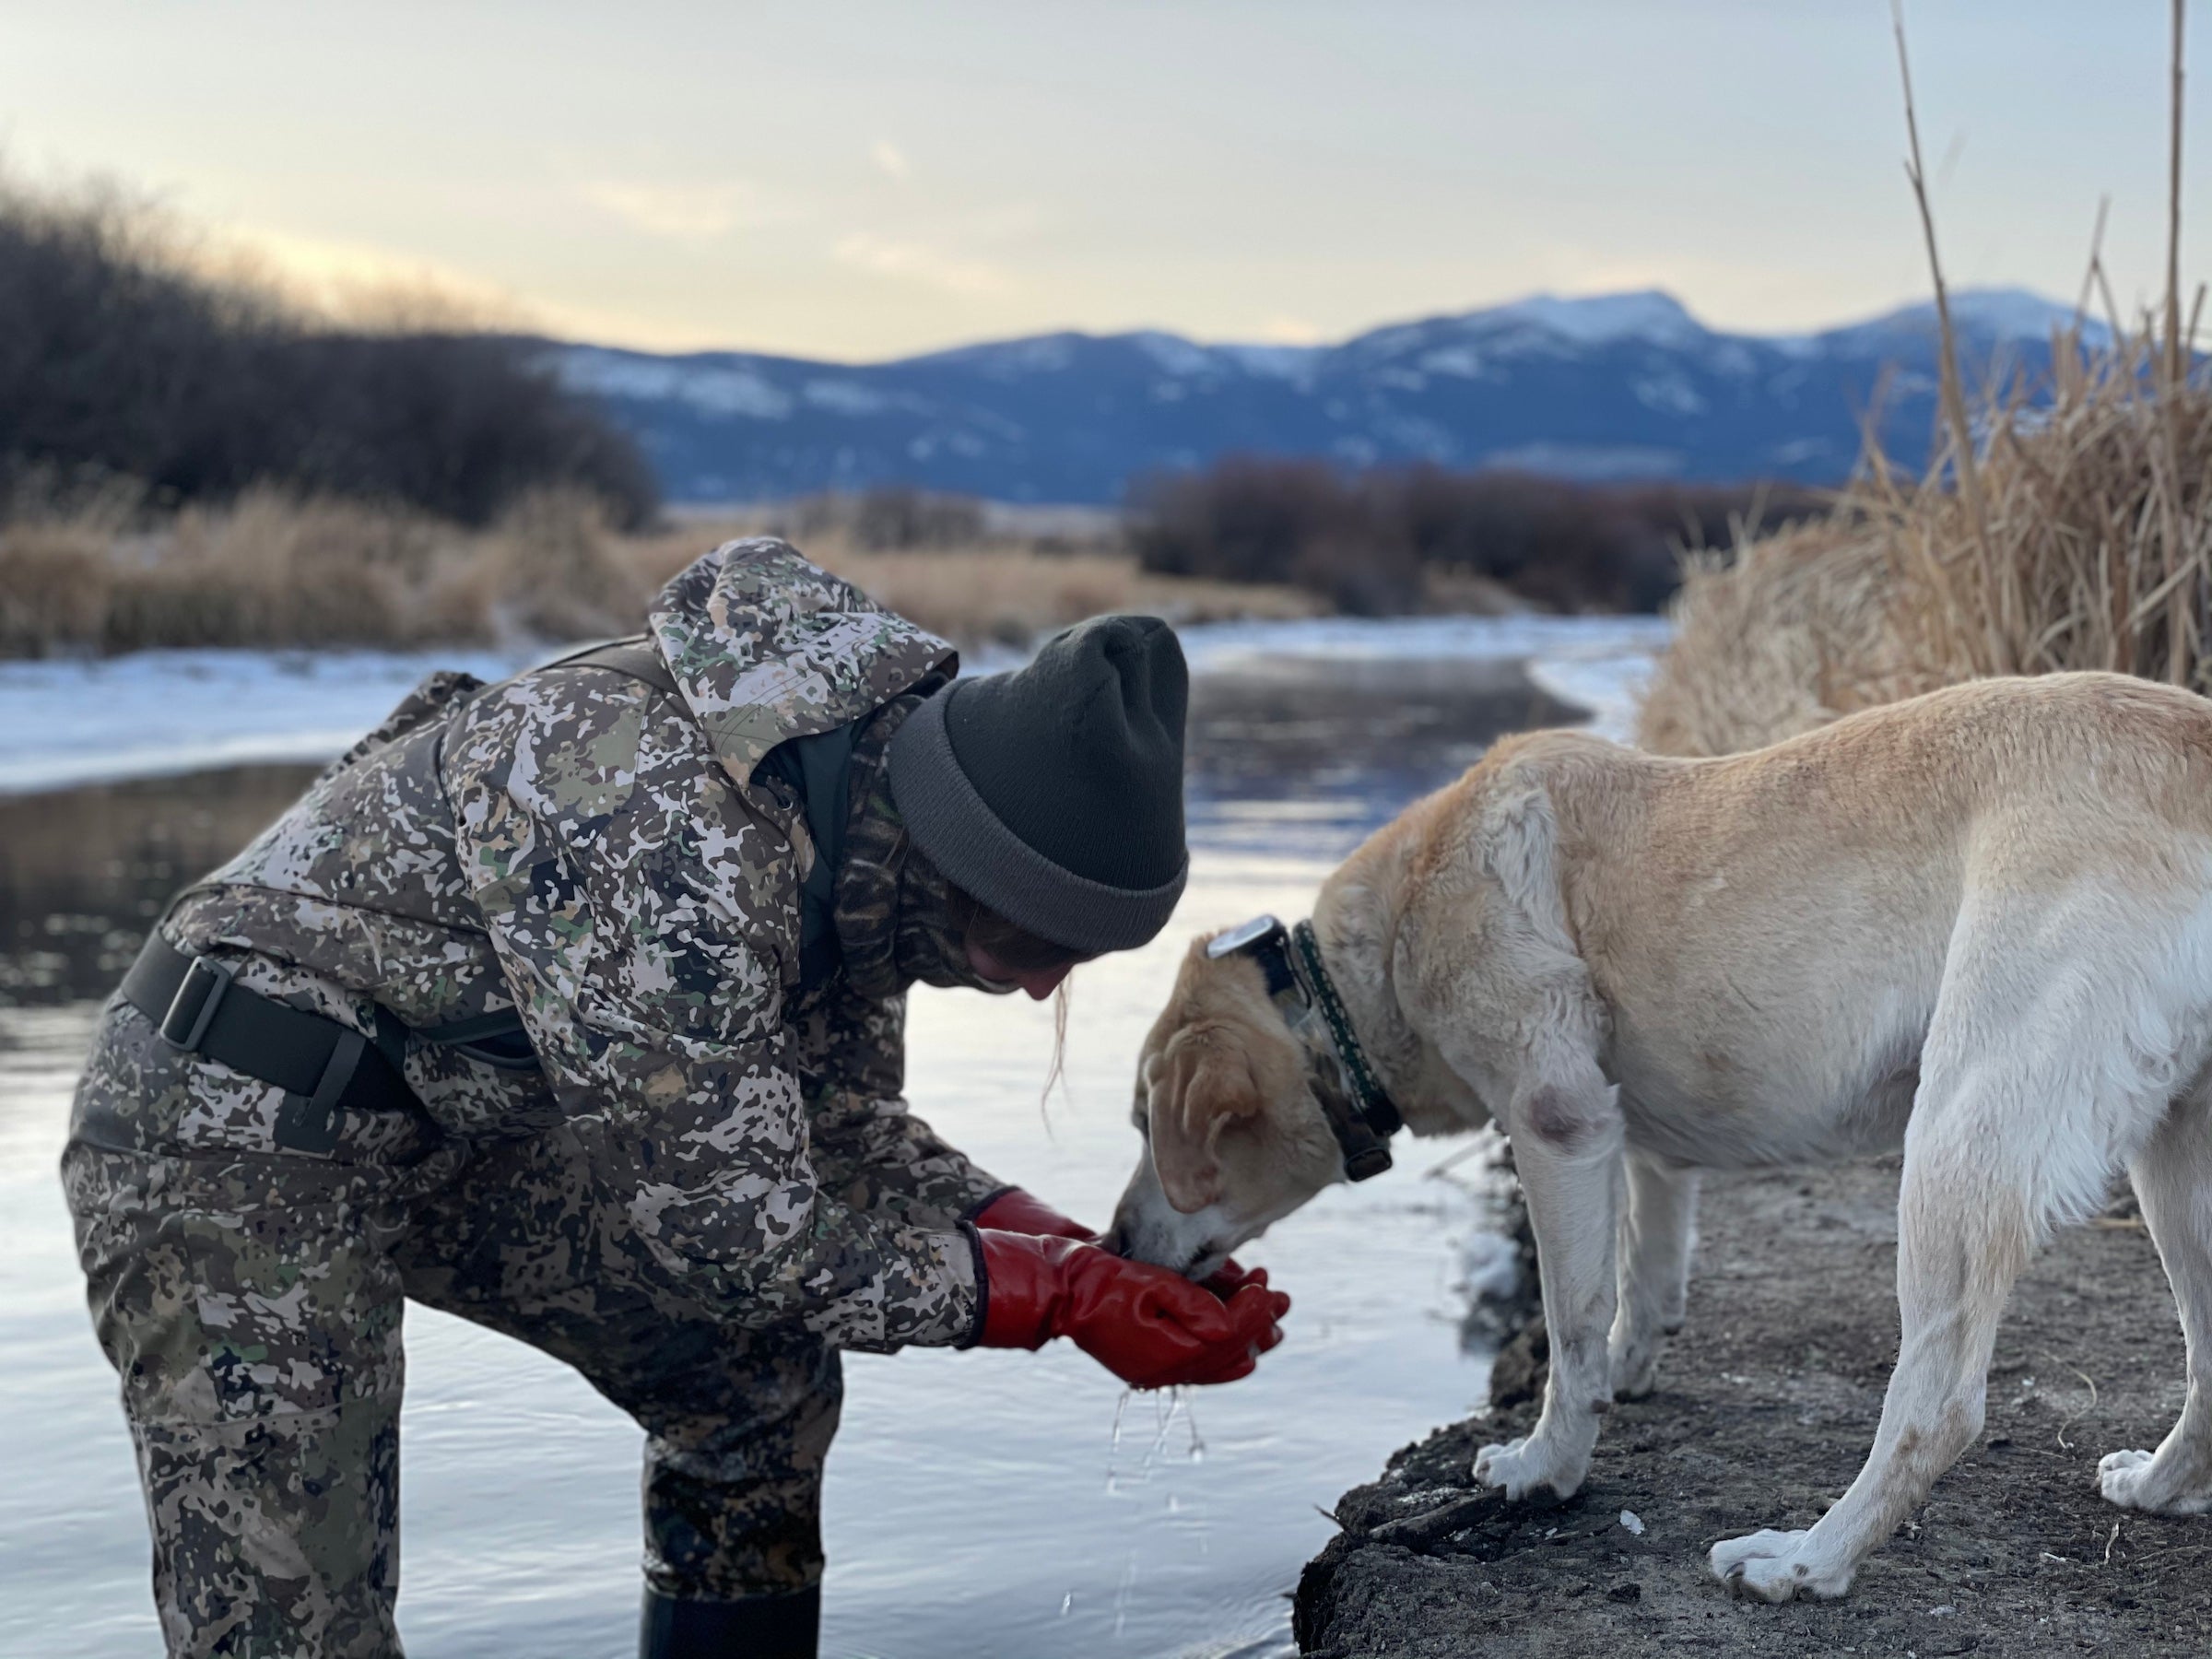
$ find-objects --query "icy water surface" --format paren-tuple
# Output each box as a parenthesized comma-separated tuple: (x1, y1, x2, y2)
(0, 633, 1644, 1658)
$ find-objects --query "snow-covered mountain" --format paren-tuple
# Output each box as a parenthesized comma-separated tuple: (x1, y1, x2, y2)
(548, 287, 2100, 505)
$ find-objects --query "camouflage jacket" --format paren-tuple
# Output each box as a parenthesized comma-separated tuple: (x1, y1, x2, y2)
(154, 540, 1001, 1351)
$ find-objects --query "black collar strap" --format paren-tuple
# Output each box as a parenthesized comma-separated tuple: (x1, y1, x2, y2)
(1206, 913, 1402, 1182)
(1290, 920, 1404, 1142)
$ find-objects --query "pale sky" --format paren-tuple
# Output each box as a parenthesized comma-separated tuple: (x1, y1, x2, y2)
(6, 2, 2204, 360)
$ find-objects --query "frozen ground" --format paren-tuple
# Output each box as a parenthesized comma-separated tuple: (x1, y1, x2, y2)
(0, 614, 1669, 795)
(1297, 1160, 2212, 1658)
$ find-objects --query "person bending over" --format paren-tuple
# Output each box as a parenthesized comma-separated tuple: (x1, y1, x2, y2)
(63, 537, 1288, 1659)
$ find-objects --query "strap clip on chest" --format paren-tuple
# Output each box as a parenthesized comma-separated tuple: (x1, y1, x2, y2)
(157, 955, 236, 1053)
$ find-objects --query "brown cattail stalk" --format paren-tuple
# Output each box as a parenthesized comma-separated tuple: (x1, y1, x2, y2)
(2159, 0, 2191, 678)
(1893, 0, 2008, 673)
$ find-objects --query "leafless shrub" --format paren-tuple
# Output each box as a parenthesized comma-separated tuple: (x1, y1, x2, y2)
(1130, 456, 1821, 616)
(0, 171, 657, 526)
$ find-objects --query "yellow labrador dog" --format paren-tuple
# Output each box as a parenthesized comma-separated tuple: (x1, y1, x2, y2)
(1108, 671, 2212, 1602)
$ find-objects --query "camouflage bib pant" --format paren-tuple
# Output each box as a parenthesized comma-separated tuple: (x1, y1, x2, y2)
(64, 545, 1008, 1658)
(67, 1004, 847, 1657)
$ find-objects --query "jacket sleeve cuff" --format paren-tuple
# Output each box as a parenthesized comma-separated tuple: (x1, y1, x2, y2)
(961, 1185, 1018, 1225)
(955, 1221, 989, 1349)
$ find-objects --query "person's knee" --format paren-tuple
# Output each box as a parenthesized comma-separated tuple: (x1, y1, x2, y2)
(643, 1456, 830, 1599)
(628, 1328, 841, 1444)
(640, 1354, 841, 1601)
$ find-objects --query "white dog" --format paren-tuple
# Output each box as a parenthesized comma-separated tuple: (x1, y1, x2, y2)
(1107, 671, 2212, 1601)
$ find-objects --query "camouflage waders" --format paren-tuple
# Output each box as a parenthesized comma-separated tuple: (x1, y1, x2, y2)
(63, 543, 1009, 1656)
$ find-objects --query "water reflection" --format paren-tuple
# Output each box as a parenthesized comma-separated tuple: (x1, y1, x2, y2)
(0, 765, 314, 1006)
(1186, 657, 1572, 861)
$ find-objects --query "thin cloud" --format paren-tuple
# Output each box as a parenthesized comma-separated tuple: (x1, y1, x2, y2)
(1253, 315, 1324, 345)
(871, 140, 911, 180)
(579, 179, 769, 241)
(200, 226, 538, 331)
(833, 231, 1013, 297)
(206, 224, 755, 350)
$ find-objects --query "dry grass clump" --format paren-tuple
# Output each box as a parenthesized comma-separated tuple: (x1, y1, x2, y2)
(1641, 4, 2210, 759)
(1636, 518, 1929, 757)
(1878, 335, 2212, 693)
(0, 512, 120, 654)
(0, 488, 1315, 659)
(1641, 335, 2212, 758)
(0, 485, 631, 654)
(468, 488, 653, 641)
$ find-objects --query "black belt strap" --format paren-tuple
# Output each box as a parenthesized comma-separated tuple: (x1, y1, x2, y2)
(121, 937, 418, 1154)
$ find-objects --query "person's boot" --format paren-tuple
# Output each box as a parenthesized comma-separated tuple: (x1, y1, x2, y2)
(640, 1584, 819, 1659)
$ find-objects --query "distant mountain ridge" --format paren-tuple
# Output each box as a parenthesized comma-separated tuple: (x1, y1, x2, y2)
(548, 287, 2100, 505)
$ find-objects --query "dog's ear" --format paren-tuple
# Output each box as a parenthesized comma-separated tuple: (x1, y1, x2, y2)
(1149, 1020, 1265, 1214)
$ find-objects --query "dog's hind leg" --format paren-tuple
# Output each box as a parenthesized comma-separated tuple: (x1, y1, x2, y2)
(1712, 888, 2171, 1602)
(1610, 1150, 1699, 1399)
(2100, 1085, 2212, 1514)
(1710, 1079, 2037, 1600)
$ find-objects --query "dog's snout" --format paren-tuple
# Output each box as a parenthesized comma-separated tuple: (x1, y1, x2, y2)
(1098, 1220, 1132, 1258)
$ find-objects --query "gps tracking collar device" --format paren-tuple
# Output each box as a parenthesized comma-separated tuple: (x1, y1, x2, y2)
(1205, 914, 1403, 1181)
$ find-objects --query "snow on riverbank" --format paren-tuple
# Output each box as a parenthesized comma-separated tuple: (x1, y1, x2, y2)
(0, 648, 526, 794)
(0, 616, 1670, 795)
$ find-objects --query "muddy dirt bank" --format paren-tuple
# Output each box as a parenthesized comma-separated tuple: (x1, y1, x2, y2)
(1296, 1158, 2212, 1656)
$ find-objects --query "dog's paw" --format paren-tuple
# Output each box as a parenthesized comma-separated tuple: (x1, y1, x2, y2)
(1608, 1333, 1661, 1399)
(1473, 1435, 1586, 1501)
(2098, 1448, 2212, 1514)
(1708, 1528, 1854, 1602)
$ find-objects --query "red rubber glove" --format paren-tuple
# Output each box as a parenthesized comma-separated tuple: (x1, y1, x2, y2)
(972, 1231, 1290, 1389)
(977, 1190, 1270, 1303)
(971, 1188, 1095, 1241)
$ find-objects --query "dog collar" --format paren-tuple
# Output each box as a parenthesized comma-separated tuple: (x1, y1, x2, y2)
(1206, 914, 1402, 1181)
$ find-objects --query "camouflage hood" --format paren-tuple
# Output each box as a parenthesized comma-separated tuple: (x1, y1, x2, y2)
(647, 538, 959, 790)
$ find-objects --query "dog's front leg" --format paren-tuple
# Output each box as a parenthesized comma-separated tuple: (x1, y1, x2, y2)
(1475, 1056, 1626, 1501)
(1610, 1150, 1700, 1398)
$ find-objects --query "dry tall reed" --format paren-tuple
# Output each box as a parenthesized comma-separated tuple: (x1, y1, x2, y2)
(1641, 1, 2211, 758)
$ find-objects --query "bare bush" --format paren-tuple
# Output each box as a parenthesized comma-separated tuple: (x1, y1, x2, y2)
(771, 488, 1001, 553)
(1130, 456, 1820, 616)
(0, 174, 656, 526)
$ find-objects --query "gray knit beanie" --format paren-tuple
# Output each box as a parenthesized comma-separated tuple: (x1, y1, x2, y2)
(886, 615, 1189, 954)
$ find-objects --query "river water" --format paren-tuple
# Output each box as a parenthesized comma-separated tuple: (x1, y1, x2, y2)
(0, 620, 1659, 1659)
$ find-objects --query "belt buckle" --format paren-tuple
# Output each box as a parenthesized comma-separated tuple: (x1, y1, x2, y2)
(159, 956, 236, 1053)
